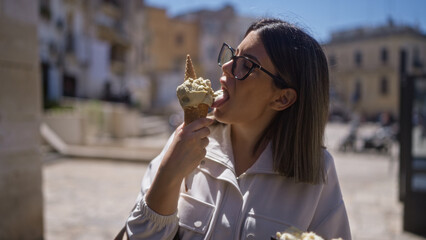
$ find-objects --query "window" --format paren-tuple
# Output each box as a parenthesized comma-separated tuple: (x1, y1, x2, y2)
(173, 56, 183, 72)
(354, 50, 362, 67)
(205, 22, 219, 34)
(110, 44, 125, 62)
(328, 55, 336, 67)
(413, 47, 423, 69)
(352, 80, 362, 103)
(65, 32, 75, 53)
(175, 33, 184, 46)
(381, 48, 388, 64)
(380, 77, 389, 96)
(139, 46, 146, 63)
(63, 74, 77, 97)
(103, 0, 120, 7)
(40, 0, 51, 20)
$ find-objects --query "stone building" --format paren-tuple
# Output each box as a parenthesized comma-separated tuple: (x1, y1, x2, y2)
(141, 6, 200, 112)
(39, 0, 151, 109)
(38, 0, 201, 112)
(324, 20, 426, 120)
(142, 6, 199, 73)
(0, 0, 43, 238)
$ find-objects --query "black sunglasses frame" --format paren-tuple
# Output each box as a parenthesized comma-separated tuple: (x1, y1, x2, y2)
(218, 42, 289, 89)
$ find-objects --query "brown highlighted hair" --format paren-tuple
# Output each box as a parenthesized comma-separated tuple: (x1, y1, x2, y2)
(247, 19, 329, 184)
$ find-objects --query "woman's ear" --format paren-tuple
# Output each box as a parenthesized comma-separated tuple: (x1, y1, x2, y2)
(270, 88, 297, 111)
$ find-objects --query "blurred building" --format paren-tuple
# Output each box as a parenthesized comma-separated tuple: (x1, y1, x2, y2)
(38, 0, 202, 113)
(141, 6, 199, 112)
(39, 0, 151, 109)
(177, 5, 256, 90)
(324, 19, 426, 121)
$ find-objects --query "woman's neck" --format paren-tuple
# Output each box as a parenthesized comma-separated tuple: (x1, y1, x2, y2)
(230, 122, 270, 176)
(231, 124, 260, 151)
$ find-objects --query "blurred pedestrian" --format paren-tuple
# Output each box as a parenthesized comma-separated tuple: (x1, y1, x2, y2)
(339, 112, 360, 152)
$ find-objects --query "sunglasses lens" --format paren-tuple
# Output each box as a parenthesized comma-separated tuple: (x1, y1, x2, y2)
(218, 43, 254, 80)
(233, 58, 253, 80)
(219, 45, 233, 67)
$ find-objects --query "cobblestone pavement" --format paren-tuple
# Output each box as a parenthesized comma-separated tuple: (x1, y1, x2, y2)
(43, 123, 426, 240)
(43, 157, 148, 240)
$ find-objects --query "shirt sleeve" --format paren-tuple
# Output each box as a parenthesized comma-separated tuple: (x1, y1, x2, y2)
(308, 150, 352, 240)
(126, 133, 180, 240)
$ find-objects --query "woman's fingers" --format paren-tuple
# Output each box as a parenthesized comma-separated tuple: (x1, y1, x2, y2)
(179, 118, 213, 142)
(193, 126, 210, 139)
(162, 118, 213, 177)
(184, 118, 214, 132)
(200, 137, 209, 148)
(175, 123, 184, 132)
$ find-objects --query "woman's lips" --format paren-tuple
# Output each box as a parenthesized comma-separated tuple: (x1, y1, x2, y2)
(212, 88, 229, 108)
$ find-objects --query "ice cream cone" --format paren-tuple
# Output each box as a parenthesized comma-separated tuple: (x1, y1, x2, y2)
(181, 54, 209, 125)
(184, 54, 197, 81)
(184, 103, 209, 125)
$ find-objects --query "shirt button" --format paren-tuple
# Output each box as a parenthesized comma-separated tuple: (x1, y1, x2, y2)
(200, 160, 205, 165)
(194, 221, 202, 228)
(246, 233, 255, 240)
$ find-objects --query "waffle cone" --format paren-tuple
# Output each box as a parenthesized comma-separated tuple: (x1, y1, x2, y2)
(184, 54, 197, 80)
(184, 103, 209, 125)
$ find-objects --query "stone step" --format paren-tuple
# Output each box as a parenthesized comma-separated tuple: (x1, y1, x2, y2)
(139, 115, 170, 136)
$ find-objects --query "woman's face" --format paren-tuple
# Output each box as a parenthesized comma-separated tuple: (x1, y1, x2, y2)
(213, 31, 282, 126)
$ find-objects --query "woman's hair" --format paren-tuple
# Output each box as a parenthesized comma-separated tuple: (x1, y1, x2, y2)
(247, 18, 329, 184)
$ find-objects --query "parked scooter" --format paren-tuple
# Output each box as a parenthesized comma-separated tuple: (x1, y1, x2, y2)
(362, 125, 396, 153)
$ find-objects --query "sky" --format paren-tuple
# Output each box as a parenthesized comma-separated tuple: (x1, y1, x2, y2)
(144, 0, 426, 43)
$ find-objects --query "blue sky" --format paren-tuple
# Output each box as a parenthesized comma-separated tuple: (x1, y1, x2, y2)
(144, 0, 426, 43)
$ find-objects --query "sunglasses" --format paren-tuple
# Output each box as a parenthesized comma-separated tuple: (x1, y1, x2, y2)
(217, 42, 289, 89)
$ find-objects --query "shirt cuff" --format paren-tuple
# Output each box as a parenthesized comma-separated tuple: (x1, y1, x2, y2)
(140, 196, 179, 228)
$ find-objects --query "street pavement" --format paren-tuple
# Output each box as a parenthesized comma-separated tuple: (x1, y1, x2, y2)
(42, 123, 426, 240)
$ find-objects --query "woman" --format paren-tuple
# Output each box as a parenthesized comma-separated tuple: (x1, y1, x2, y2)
(127, 18, 351, 240)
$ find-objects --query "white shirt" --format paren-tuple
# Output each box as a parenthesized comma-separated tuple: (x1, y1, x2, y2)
(127, 123, 351, 240)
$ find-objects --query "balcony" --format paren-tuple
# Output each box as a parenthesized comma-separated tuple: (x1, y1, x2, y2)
(100, 1, 121, 19)
(110, 44, 126, 75)
(110, 60, 125, 75)
(95, 8, 129, 47)
(97, 24, 129, 47)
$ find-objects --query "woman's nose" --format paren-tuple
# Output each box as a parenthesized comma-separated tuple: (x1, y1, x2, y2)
(221, 59, 233, 77)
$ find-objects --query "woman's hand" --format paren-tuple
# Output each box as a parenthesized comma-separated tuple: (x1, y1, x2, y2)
(161, 118, 213, 181)
(145, 117, 214, 215)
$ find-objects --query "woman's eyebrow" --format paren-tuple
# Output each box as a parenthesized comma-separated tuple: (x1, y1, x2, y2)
(243, 53, 260, 64)
(236, 48, 261, 65)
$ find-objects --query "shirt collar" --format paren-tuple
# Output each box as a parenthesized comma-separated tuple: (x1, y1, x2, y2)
(206, 123, 277, 176)
(246, 142, 276, 175)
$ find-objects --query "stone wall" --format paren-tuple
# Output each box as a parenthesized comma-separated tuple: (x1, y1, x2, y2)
(0, 0, 43, 239)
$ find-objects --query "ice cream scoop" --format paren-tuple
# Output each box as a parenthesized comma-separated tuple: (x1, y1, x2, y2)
(177, 55, 214, 125)
(176, 77, 214, 109)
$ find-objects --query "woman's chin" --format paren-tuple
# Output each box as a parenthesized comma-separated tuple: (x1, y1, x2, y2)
(213, 109, 230, 124)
